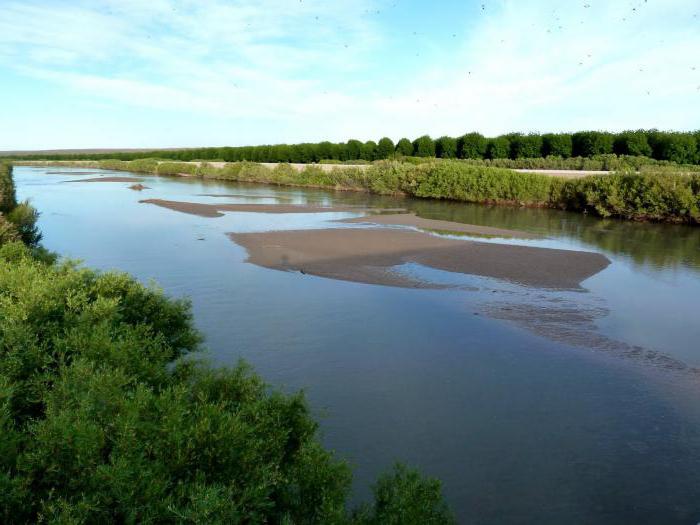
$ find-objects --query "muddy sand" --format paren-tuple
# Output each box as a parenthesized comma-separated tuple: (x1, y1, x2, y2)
(66, 176, 143, 183)
(139, 199, 374, 218)
(197, 193, 295, 201)
(230, 228, 609, 289)
(341, 213, 538, 239)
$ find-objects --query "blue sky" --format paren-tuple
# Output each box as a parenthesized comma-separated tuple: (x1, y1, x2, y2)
(1, 0, 698, 150)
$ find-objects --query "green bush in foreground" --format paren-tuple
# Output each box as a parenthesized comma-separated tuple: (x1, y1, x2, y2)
(0, 239, 454, 524)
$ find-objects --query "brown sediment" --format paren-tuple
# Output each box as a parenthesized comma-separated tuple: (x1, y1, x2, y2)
(129, 184, 150, 191)
(229, 228, 610, 289)
(139, 198, 370, 218)
(197, 193, 295, 201)
(66, 177, 143, 183)
(340, 213, 538, 239)
(46, 171, 104, 175)
(485, 301, 700, 375)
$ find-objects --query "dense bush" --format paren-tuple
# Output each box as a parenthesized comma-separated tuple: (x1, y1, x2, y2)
(0, 164, 454, 523)
(0, 163, 17, 213)
(23, 158, 700, 224)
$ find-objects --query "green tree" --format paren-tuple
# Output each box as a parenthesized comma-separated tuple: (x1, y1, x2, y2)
(509, 133, 543, 159)
(458, 133, 487, 159)
(412, 135, 436, 157)
(395, 138, 414, 157)
(652, 132, 697, 164)
(435, 136, 458, 159)
(486, 137, 510, 159)
(346, 140, 363, 160)
(362, 141, 378, 161)
(376, 137, 396, 159)
(542, 133, 573, 157)
(613, 131, 652, 157)
(572, 131, 614, 157)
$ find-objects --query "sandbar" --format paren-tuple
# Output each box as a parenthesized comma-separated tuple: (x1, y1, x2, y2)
(229, 228, 609, 289)
(140, 199, 369, 217)
(341, 213, 538, 239)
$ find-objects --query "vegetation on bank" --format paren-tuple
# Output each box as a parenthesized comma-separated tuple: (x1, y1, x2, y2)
(6, 129, 700, 166)
(0, 163, 42, 247)
(0, 163, 454, 523)
(32, 159, 700, 224)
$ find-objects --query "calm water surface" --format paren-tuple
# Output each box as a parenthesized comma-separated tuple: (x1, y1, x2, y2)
(15, 166, 700, 524)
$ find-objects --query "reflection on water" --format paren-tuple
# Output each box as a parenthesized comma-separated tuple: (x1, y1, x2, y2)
(14, 166, 700, 525)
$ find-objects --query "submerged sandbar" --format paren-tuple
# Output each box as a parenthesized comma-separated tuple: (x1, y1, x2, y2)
(341, 213, 539, 239)
(66, 176, 143, 183)
(140, 198, 375, 217)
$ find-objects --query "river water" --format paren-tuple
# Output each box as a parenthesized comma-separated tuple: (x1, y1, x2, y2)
(14, 166, 700, 524)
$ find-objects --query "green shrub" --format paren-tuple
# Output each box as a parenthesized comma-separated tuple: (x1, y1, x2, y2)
(6, 202, 41, 247)
(0, 163, 17, 214)
(156, 162, 199, 176)
(0, 242, 454, 523)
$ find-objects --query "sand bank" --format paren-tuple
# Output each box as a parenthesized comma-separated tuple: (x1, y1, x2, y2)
(341, 213, 538, 239)
(197, 193, 295, 201)
(66, 176, 143, 183)
(230, 228, 609, 289)
(139, 199, 371, 218)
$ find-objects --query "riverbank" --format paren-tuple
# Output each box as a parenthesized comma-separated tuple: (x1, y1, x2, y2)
(16, 159, 700, 224)
(1, 165, 456, 523)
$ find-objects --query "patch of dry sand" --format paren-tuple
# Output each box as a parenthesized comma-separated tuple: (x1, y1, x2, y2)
(229, 228, 609, 289)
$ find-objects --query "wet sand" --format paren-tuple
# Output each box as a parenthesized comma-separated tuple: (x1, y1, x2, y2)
(197, 193, 295, 201)
(140, 198, 370, 218)
(66, 176, 143, 183)
(341, 213, 539, 239)
(230, 228, 610, 289)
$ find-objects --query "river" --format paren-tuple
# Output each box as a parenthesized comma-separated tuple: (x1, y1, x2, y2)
(14, 165, 700, 524)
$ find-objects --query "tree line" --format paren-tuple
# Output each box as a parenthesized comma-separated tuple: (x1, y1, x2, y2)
(8, 130, 700, 165)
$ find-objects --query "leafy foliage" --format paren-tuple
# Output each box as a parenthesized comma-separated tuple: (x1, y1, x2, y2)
(0, 164, 454, 523)
(412, 135, 436, 158)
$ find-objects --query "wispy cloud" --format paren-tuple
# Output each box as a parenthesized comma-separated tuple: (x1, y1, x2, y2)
(0, 0, 698, 149)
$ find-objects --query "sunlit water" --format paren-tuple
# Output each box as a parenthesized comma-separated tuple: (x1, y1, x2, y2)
(14, 166, 700, 524)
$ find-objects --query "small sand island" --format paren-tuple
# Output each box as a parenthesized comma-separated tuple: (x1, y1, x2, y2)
(230, 228, 609, 289)
(66, 176, 143, 183)
(139, 198, 379, 217)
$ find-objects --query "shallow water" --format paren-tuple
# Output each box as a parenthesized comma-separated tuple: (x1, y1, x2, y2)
(14, 166, 700, 524)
